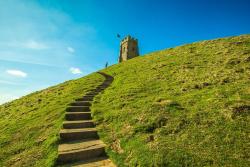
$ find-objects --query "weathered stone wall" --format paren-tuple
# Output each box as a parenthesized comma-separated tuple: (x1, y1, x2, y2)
(119, 35, 139, 63)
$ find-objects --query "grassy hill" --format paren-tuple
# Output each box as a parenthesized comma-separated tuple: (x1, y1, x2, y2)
(93, 34, 250, 166)
(0, 34, 249, 166)
(0, 74, 104, 166)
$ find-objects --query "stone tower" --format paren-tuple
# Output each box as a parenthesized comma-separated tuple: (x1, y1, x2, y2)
(119, 35, 139, 63)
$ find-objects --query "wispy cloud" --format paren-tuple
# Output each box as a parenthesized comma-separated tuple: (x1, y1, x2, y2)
(67, 46, 75, 53)
(23, 40, 48, 50)
(0, 57, 66, 68)
(70, 67, 82, 74)
(6, 69, 27, 78)
(0, 80, 24, 85)
(2, 40, 48, 50)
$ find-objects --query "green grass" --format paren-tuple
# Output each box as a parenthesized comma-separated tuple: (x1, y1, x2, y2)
(0, 34, 249, 166)
(91, 34, 250, 166)
(0, 73, 104, 166)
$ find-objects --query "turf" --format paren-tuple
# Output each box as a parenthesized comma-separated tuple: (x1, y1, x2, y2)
(0, 34, 249, 166)
(92, 34, 250, 166)
(0, 73, 104, 166)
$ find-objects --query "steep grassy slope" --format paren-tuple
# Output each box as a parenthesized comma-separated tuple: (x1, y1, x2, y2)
(0, 73, 104, 166)
(0, 35, 249, 167)
(92, 35, 250, 166)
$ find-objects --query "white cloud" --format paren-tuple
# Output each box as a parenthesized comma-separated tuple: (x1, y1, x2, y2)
(67, 46, 75, 53)
(6, 69, 27, 78)
(23, 40, 48, 50)
(69, 67, 82, 74)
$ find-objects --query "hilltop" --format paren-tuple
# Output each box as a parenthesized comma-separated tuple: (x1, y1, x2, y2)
(0, 34, 249, 166)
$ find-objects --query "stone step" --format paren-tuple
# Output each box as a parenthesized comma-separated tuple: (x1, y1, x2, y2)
(70, 101, 91, 106)
(68, 156, 116, 167)
(85, 92, 99, 96)
(76, 96, 95, 101)
(60, 128, 98, 141)
(95, 87, 105, 89)
(66, 106, 90, 112)
(89, 89, 101, 92)
(86, 92, 101, 96)
(104, 80, 113, 83)
(99, 85, 110, 88)
(96, 88, 105, 91)
(65, 112, 91, 121)
(92, 90, 103, 93)
(97, 84, 108, 87)
(104, 80, 112, 83)
(57, 139, 106, 164)
(90, 89, 103, 92)
(98, 83, 109, 86)
(63, 120, 95, 129)
(94, 88, 105, 92)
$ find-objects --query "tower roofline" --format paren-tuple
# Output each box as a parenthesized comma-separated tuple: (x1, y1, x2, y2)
(121, 35, 138, 44)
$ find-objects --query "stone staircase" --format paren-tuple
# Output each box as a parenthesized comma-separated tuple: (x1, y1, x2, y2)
(57, 72, 115, 167)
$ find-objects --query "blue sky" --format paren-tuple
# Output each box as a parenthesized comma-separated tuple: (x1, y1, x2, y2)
(0, 0, 249, 104)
